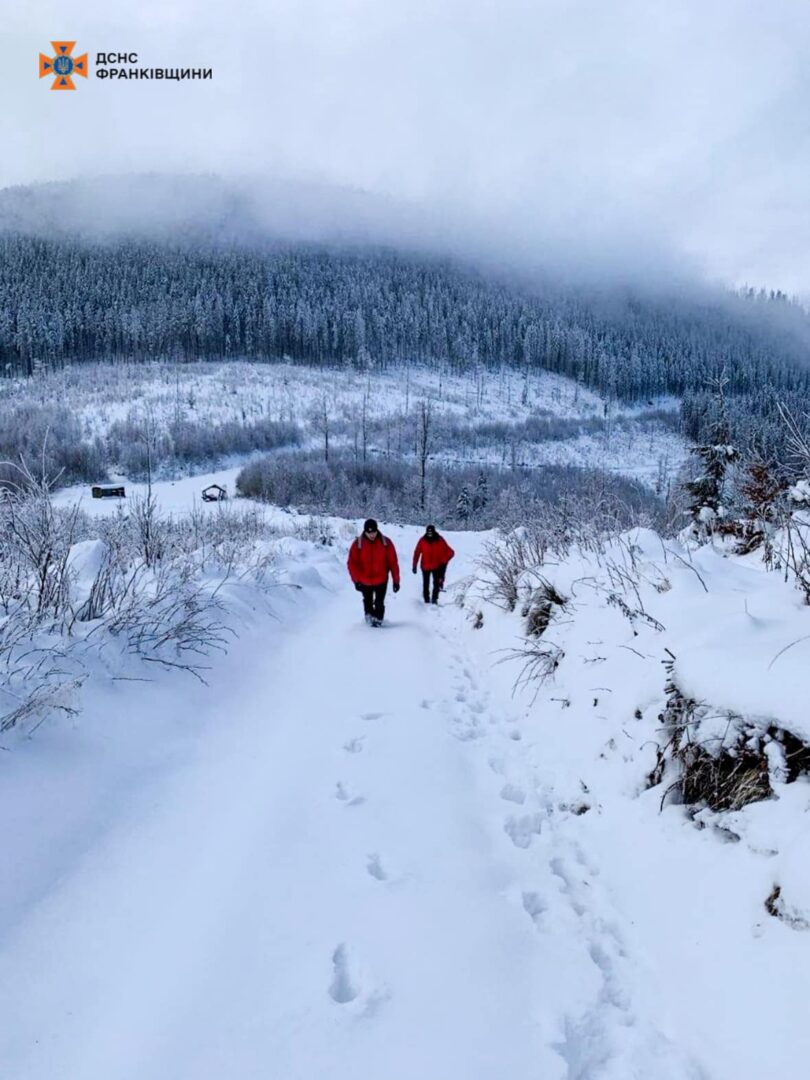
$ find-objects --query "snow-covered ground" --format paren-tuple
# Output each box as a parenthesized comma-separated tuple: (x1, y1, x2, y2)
(2, 474, 809, 1079)
(0, 359, 618, 433)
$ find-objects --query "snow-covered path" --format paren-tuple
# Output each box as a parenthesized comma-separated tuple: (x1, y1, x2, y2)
(0, 531, 708, 1080)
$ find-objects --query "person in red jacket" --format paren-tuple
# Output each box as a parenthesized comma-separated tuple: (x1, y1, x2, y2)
(347, 518, 400, 626)
(412, 524, 455, 605)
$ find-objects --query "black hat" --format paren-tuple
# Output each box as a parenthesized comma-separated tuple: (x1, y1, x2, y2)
(363, 518, 378, 533)
(425, 523, 437, 534)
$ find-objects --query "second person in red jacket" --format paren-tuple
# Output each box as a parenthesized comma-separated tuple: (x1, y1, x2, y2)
(412, 524, 455, 604)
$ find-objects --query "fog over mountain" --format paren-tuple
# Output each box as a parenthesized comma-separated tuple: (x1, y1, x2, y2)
(2, 170, 810, 469)
(0, 172, 699, 293)
(2, 0, 809, 294)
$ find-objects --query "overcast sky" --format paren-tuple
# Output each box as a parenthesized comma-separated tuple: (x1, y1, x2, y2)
(2, 0, 809, 293)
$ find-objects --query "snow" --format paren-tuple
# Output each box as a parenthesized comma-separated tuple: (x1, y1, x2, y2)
(65, 539, 108, 608)
(2, 477, 809, 1078)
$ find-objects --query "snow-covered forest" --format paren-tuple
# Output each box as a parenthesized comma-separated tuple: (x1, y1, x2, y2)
(2, 226, 810, 459)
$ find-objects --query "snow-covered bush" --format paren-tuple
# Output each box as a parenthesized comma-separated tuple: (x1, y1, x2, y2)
(478, 490, 654, 614)
(0, 459, 91, 623)
(682, 381, 738, 541)
(0, 469, 286, 732)
(236, 447, 664, 532)
(731, 458, 786, 561)
(290, 516, 337, 547)
(649, 675, 773, 813)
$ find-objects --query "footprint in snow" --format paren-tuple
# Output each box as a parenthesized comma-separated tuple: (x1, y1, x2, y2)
(550, 856, 587, 916)
(361, 711, 384, 721)
(335, 782, 366, 807)
(522, 891, 548, 925)
(504, 813, 544, 849)
(366, 853, 387, 881)
(329, 944, 359, 1004)
(328, 944, 389, 1016)
(500, 783, 527, 805)
(343, 737, 365, 754)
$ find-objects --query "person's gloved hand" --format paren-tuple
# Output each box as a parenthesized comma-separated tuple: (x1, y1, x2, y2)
(412, 567, 417, 574)
(354, 582, 363, 592)
(393, 582, 400, 593)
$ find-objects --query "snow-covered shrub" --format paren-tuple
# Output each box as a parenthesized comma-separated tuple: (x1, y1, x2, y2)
(732, 458, 786, 560)
(0, 467, 91, 730)
(649, 659, 810, 813)
(0, 402, 107, 490)
(779, 513, 810, 604)
(658, 719, 772, 813)
(682, 378, 738, 542)
(237, 449, 663, 532)
(290, 516, 337, 547)
(0, 460, 91, 623)
(479, 490, 653, 617)
(522, 578, 568, 637)
(0, 468, 288, 731)
(505, 638, 565, 697)
(0, 629, 84, 734)
(90, 559, 232, 678)
(106, 414, 300, 480)
(478, 531, 538, 611)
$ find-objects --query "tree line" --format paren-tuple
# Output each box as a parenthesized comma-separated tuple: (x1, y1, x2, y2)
(2, 234, 810, 454)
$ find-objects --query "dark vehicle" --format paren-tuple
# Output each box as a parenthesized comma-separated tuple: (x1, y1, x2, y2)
(91, 485, 126, 499)
(202, 484, 228, 502)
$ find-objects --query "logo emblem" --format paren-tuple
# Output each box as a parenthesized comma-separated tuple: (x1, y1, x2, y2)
(39, 42, 88, 90)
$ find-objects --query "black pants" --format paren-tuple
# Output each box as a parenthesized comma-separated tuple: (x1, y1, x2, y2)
(360, 580, 388, 621)
(422, 564, 446, 603)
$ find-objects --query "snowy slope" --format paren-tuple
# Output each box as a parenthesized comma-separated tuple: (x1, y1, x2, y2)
(4, 359, 686, 489)
(2, 493, 809, 1078)
(459, 527, 810, 1080)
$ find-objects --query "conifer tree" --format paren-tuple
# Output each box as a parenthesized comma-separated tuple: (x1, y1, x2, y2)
(456, 484, 471, 524)
(684, 377, 738, 538)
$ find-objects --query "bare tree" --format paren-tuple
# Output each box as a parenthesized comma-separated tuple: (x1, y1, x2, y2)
(0, 451, 84, 622)
(319, 394, 331, 463)
(417, 399, 433, 511)
(361, 381, 370, 463)
(136, 406, 159, 498)
(778, 401, 810, 470)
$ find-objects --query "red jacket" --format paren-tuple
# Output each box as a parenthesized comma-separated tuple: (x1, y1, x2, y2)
(413, 535, 455, 573)
(348, 533, 400, 587)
